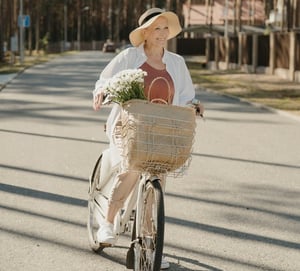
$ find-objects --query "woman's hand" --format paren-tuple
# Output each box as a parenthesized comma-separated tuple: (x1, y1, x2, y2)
(93, 93, 103, 111)
(195, 102, 204, 117)
(190, 98, 204, 117)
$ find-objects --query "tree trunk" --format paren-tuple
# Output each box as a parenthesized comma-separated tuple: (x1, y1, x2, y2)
(77, 0, 81, 50)
(35, 0, 41, 52)
(251, 0, 255, 25)
(205, 0, 209, 25)
(0, 0, 3, 63)
(233, 0, 237, 35)
(13, 0, 18, 37)
(209, 0, 214, 34)
(281, 0, 285, 31)
(108, 0, 112, 40)
(115, 0, 121, 42)
(237, 0, 242, 33)
(26, 3, 32, 55)
(292, 0, 298, 29)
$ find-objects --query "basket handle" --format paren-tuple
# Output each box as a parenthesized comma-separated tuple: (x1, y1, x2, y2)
(148, 76, 171, 104)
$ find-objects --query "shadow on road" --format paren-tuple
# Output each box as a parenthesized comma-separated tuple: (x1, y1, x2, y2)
(0, 183, 87, 207)
(165, 216, 300, 250)
(0, 128, 108, 145)
(164, 252, 223, 271)
(192, 152, 300, 170)
(0, 163, 87, 183)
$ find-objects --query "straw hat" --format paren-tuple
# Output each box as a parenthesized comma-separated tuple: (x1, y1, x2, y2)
(129, 8, 182, 47)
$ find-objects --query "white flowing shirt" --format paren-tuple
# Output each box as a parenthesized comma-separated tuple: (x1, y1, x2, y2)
(93, 44, 195, 165)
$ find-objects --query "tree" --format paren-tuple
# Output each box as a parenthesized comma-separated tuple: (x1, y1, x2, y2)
(0, 0, 288, 63)
(0, 0, 3, 63)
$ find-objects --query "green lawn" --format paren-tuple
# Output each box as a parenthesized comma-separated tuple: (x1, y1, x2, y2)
(187, 61, 300, 115)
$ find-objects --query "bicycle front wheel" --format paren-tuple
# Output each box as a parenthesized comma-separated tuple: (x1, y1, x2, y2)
(133, 179, 165, 271)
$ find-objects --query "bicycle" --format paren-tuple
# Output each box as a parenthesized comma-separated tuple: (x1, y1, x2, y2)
(87, 99, 196, 270)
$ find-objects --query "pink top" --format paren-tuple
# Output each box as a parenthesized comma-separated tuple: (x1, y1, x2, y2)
(140, 62, 174, 104)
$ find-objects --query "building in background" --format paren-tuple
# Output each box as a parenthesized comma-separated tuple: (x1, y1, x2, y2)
(181, 0, 300, 37)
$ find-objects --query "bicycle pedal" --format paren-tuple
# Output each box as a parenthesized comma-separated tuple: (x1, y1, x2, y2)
(99, 242, 113, 247)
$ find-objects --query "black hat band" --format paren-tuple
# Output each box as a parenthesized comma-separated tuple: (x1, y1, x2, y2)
(140, 12, 162, 26)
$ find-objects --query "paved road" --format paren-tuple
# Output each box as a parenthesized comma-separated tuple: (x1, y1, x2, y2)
(0, 52, 300, 271)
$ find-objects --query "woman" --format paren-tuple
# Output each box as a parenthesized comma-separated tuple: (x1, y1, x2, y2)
(93, 7, 204, 269)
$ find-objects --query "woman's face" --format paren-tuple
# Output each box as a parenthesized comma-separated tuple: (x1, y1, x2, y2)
(144, 16, 169, 47)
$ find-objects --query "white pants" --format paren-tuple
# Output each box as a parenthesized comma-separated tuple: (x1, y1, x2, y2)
(100, 147, 166, 223)
(99, 147, 139, 222)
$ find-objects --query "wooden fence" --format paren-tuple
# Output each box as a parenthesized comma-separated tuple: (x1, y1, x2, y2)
(177, 32, 300, 82)
(46, 32, 300, 82)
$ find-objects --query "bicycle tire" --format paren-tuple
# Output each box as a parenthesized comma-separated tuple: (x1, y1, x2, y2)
(133, 179, 165, 271)
(87, 154, 107, 252)
(88, 154, 102, 195)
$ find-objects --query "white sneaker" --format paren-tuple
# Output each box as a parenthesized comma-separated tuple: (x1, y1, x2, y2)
(97, 221, 116, 245)
(161, 256, 170, 270)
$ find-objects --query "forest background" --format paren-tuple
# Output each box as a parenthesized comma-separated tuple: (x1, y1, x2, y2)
(0, 0, 291, 62)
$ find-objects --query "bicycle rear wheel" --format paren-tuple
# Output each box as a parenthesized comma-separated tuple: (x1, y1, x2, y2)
(87, 154, 107, 252)
(133, 179, 165, 271)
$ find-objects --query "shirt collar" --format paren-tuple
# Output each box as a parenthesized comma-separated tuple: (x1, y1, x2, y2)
(137, 43, 170, 64)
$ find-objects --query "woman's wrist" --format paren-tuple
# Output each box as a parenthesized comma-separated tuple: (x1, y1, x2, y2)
(191, 98, 200, 105)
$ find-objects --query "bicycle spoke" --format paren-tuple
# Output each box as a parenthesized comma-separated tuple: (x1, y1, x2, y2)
(133, 180, 164, 271)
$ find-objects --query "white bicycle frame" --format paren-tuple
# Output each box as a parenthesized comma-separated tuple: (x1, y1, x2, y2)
(93, 161, 161, 241)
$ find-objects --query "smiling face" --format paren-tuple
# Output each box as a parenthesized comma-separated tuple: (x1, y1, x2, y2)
(143, 16, 170, 47)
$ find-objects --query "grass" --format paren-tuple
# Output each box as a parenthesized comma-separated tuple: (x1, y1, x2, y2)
(0, 51, 73, 74)
(186, 61, 300, 115)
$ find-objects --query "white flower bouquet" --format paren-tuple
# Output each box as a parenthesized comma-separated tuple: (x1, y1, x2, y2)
(102, 69, 147, 104)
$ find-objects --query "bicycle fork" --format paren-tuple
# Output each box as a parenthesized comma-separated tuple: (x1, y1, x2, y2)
(126, 175, 163, 270)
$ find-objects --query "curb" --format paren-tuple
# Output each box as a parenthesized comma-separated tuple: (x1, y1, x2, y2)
(0, 68, 27, 92)
(195, 84, 300, 123)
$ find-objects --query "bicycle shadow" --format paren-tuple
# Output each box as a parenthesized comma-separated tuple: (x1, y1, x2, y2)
(93, 244, 129, 266)
(164, 253, 223, 271)
(94, 247, 223, 271)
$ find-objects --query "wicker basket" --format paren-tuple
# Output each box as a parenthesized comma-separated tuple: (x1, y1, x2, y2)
(114, 99, 196, 174)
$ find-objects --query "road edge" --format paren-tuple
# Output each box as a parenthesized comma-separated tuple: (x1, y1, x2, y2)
(195, 84, 300, 123)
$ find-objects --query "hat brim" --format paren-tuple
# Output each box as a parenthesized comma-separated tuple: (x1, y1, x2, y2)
(129, 11, 182, 47)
